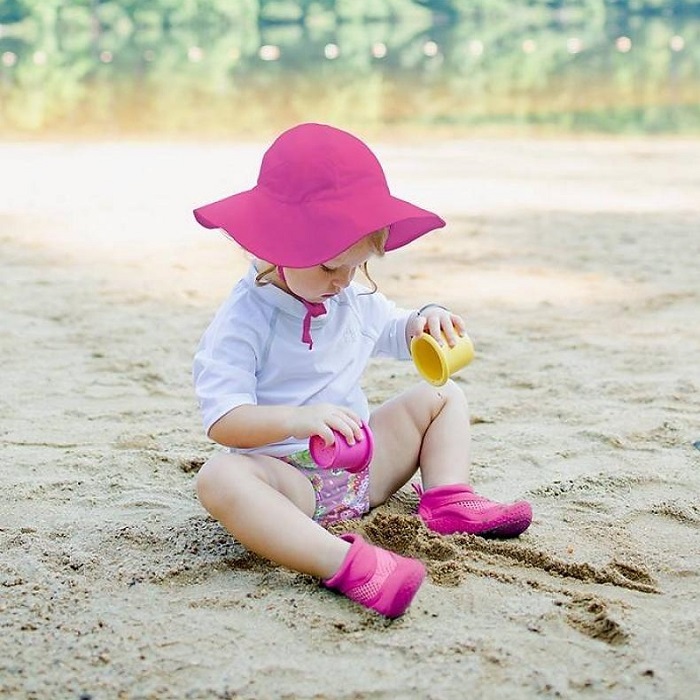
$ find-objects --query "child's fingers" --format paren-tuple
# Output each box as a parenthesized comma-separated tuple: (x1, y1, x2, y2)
(408, 313, 427, 338)
(426, 313, 458, 346)
(437, 313, 467, 347)
(346, 413, 365, 444)
(451, 313, 467, 335)
(443, 316, 466, 347)
(427, 315, 444, 344)
(319, 425, 337, 446)
(334, 419, 358, 445)
(332, 409, 364, 445)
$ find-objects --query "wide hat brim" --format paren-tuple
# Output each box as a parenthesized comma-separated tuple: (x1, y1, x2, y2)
(193, 185, 445, 267)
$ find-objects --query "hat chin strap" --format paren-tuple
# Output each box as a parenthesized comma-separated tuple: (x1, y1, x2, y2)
(277, 266, 327, 350)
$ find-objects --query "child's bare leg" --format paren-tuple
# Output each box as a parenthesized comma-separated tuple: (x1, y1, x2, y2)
(368, 380, 471, 504)
(197, 452, 426, 617)
(369, 380, 532, 538)
(196, 453, 349, 578)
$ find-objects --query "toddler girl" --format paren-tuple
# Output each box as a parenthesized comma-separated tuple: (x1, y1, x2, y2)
(192, 123, 532, 618)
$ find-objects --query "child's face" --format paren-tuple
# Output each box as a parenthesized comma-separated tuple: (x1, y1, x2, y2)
(282, 240, 375, 303)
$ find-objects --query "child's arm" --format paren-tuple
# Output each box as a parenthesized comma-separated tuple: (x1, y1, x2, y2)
(209, 402, 364, 449)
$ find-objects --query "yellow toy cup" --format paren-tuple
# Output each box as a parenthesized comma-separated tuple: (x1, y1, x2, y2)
(410, 332, 475, 386)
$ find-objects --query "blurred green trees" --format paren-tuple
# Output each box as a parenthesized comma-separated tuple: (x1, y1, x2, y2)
(3, 1, 700, 28)
(0, 1, 698, 137)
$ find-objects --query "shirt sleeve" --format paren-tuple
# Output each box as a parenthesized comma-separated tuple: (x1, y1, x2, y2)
(366, 292, 413, 361)
(193, 302, 259, 436)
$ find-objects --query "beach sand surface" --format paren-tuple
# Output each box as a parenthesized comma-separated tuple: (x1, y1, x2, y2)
(1, 138, 699, 699)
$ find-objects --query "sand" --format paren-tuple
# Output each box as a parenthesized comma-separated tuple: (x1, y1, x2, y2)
(1, 138, 699, 699)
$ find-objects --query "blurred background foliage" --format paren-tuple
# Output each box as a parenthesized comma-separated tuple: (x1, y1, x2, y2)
(0, 0, 698, 138)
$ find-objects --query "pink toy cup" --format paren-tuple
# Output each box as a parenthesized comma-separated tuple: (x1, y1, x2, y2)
(309, 423, 374, 473)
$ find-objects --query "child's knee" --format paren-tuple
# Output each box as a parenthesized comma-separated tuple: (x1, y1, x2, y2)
(422, 378, 467, 414)
(196, 454, 236, 509)
(438, 378, 467, 404)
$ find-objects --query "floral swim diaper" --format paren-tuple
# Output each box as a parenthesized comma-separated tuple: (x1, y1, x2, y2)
(280, 449, 370, 526)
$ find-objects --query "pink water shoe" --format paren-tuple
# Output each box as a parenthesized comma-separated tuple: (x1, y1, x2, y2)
(322, 533, 426, 618)
(417, 483, 532, 538)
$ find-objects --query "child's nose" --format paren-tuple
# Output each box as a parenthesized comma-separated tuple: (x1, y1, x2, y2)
(334, 267, 355, 288)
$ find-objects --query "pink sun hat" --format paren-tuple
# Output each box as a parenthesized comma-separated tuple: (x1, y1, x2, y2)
(193, 123, 445, 267)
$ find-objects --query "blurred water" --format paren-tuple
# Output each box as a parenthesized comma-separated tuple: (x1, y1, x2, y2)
(0, 3, 699, 139)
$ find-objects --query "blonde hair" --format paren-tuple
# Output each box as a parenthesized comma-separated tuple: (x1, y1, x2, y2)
(255, 227, 389, 293)
(360, 227, 388, 293)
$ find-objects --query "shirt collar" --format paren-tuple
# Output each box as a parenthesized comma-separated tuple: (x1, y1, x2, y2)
(244, 263, 328, 319)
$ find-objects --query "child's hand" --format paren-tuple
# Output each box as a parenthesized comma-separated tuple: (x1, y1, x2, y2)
(409, 305, 467, 348)
(289, 404, 365, 446)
